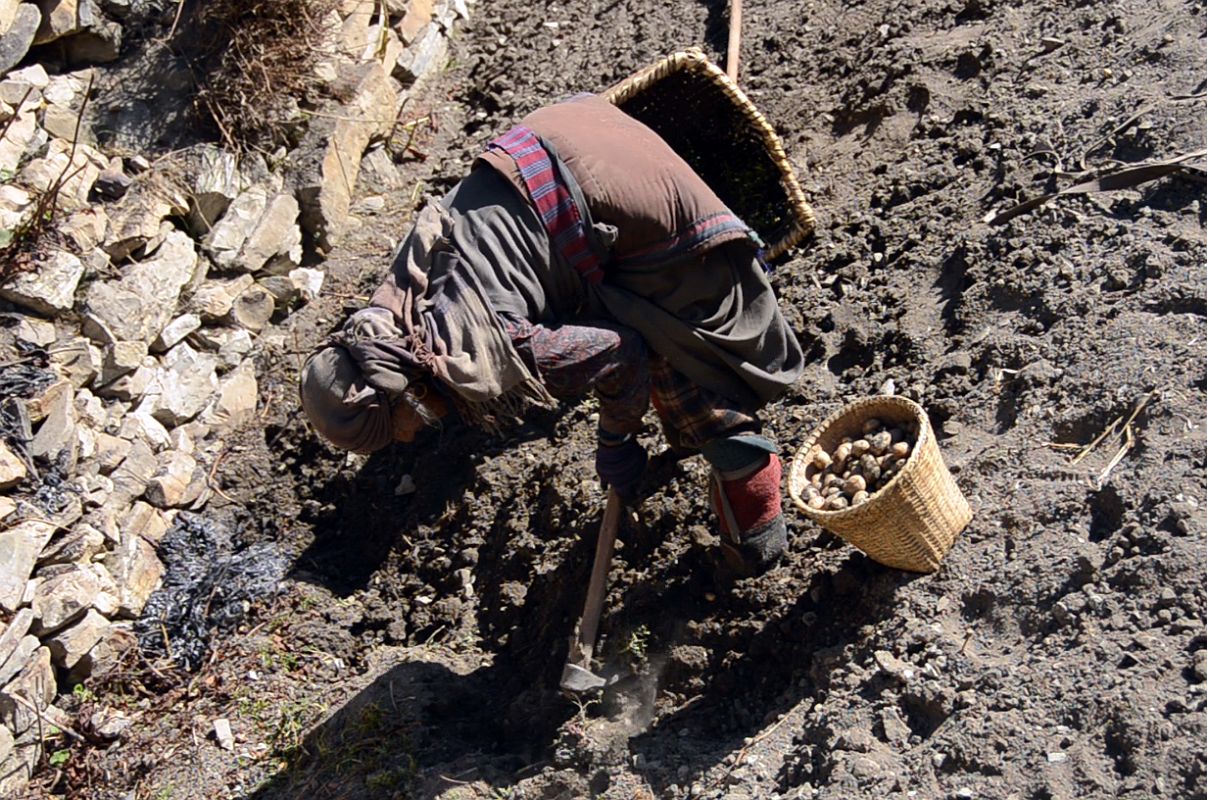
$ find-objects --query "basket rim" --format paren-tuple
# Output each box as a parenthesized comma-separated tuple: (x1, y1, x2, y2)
(601, 47, 815, 260)
(788, 395, 932, 521)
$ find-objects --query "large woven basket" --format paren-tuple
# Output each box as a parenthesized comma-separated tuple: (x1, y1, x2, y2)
(787, 396, 972, 573)
(602, 48, 815, 261)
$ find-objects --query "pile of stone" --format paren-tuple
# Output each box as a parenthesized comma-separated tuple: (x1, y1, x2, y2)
(0, 0, 470, 792)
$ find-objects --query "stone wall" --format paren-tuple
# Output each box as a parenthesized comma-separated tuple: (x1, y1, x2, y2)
(0, 0, 469, 792)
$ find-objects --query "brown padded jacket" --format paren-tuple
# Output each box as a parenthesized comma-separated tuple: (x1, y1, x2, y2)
(476, 93, 756, 269)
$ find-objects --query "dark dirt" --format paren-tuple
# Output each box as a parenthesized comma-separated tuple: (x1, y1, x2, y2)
(43, 1, 1207, 799)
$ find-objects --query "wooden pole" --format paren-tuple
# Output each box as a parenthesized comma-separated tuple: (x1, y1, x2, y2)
(727, 0, 743, 83)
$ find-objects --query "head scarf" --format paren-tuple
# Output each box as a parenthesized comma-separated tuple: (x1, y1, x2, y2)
(299, 203, 554, 452)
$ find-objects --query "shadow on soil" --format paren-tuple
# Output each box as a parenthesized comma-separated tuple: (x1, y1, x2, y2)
(252, 539, 912, 798)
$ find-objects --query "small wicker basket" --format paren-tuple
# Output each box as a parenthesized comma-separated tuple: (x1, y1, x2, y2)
(602, 48, 815, 261)
(787, 396, 972, 573)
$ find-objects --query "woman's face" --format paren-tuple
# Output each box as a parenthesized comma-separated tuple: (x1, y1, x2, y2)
(391, 386, 448, 443)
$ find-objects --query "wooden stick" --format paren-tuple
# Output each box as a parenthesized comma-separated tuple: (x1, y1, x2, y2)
(726, 0, 743, 83)
(569, 488, 623, 667)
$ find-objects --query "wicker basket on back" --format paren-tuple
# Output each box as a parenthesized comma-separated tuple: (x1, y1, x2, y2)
(787, 396, 972, 573)
(602, 48, 814, 261)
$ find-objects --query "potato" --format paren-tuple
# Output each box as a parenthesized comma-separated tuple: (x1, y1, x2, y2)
(833, 441, 853, 468)
(851, 439, 872, 457)
(859, 454, 881, 483)
(812, 448, 832, 470)
(891, 441, 911, 459)
(823, 485, 841, 497)
(868, 430, 892, 455)
(852, 490, 870, 505)
(843, 474, 867, 494)
(807, 495, 826, 510)
(826, 495, 849, 511)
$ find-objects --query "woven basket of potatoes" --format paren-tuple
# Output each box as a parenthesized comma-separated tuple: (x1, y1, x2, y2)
(787, 395, 972, 573)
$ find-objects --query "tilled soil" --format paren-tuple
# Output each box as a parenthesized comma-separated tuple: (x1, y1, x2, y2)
(60, 1, 1206, 799)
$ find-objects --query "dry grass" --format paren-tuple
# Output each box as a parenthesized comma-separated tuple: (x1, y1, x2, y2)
(181, 0, 340, 151)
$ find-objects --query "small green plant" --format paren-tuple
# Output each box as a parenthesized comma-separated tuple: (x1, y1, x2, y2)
(72, 683, 96, 703)
(622, 625, 651, 660)
(48, 749, 70, 767)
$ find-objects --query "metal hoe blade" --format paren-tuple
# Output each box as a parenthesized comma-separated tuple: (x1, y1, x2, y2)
(560, 661, 607, 693)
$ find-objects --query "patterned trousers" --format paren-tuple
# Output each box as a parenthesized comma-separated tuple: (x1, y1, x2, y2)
(501, 315, 760, 449)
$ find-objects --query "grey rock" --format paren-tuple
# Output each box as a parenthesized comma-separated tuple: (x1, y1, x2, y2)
(94, 432, 131, 474)
(51, 336, 101, 388)
(10, 315, 54, 346)
(29, 380, 77, 468)
(0, 645, 55, 735)
(212, 717, 235, 750)
(0, 63, 48, 105)
(0, 249, 85, 315)
(230, 284, 275, 331)
(47, 608, 110, 669)
(86, 230, 199, 343)
(71, 472, 113, 508)
(37, 522, 106, 566)
(204, 359, 258, 432)
(100, 340, 148, 384)
(145, 449, 205, 508)
(0, 608, 33, 682)
(60, 207, 107, 253)
(102, 187, 177, 262)
(236, 192, 302, 273)
(0, 106, 42, 177)
(101, 527, 163, 618)
(0, 4, 39, 77)
(19, 137, 107, 210)
(293, 62, 398, 251)
(203, 185, 269, 268)
(395, 23, 447, 83)
(108, 438, 156, 505)
(96, 356, 155, 402)
(0, 439, 26, 489)
(189, 326, 253, 370)
(93, 164, 132, 199)
(67, 623, 134, 683)
(189, 274, 254, 321)
(0, 724, 39, 798)
(1193, 650, 1207, 683)
(72, 386, 108, 429)
(31, 565, 118, 634)
(259, 274, 299, 305)
(34, 0, 96, 45)
(0, 183, 32, 232)
(0, 634, 38, 688)
(142, 342, 218, 426)
(119, 501, 169, 545)
(63, 18, 122, 65)
(89, 707, 131, 740)
(118, 410, 170, 452)
(292, 267, 324, 301)
(359, 144, 405, 193)
(151, 313, 202, 353)
(41, 101, 93, 143)
(187, 146, 241, 235)
(0, 722, 10, 770)
(42, 68, 90, 106)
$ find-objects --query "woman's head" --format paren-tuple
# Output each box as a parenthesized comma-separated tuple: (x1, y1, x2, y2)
(299, 309, 448, 453)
